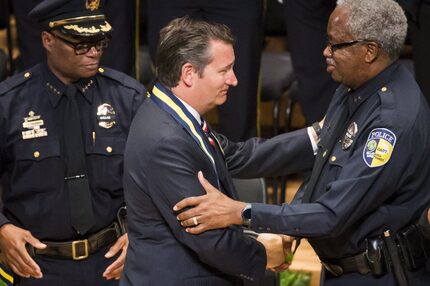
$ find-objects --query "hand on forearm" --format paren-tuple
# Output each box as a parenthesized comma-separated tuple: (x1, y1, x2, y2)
(174, 171, 245, 234)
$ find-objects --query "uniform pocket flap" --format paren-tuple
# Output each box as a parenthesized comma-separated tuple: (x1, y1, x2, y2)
(15, 139, 60, 161)
(86, 136, 126, 156)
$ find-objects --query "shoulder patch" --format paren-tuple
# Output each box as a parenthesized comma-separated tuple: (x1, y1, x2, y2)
(0, 71, 32, 96)
(363, 128, 396, 168)
(97, 66, 144, 93)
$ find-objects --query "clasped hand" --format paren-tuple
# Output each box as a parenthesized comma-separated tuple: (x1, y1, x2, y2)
(257, 233, 293, 272)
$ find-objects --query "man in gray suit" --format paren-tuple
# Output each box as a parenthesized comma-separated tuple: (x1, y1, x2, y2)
(121, 17, 321, 285)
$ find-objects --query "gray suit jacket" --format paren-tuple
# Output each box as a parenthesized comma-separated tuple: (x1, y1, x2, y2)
(122, 96, 314, 286)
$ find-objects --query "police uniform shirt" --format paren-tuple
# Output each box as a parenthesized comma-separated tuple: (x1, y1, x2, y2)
(249, 61, 430, 259)
(0, 63, 146, 240)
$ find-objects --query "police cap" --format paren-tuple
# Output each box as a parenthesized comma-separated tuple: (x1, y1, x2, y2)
(28, 0, 112, 37)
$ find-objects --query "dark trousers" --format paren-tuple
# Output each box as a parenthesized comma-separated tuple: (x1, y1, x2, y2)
(283, 0, 338, 123)
(146, 0, 264, 141)
(18, 245, 119, 286)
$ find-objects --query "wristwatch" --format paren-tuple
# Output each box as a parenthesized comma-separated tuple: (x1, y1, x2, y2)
(312, 122, 322, 137)
(241, 203, 252, 227)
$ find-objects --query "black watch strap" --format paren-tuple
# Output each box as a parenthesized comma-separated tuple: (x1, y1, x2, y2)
(312, 122, 322, 137)
(241, 203, 252, 227)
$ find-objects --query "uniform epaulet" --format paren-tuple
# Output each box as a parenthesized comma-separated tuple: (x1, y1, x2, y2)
(378, 85, 395, 108)
(0, 71, 33, 96)
(97, 67, 144, 93)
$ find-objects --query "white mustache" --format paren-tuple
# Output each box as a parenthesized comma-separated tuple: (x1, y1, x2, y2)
(326, 58, 335, 65)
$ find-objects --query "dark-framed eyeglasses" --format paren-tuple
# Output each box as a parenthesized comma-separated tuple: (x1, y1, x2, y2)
(326, 39, 371, 54)
(50, 32, 110, 55)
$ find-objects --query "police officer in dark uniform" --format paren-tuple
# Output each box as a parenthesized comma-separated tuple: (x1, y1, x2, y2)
(11, 0, 137, 75)
(174, 0, 430, 285)
(0, 0, 146, 285)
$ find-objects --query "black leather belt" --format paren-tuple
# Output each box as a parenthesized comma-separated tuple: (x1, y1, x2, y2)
(321, 252, 372, 276)
(321, 225, 430, 277)
(27, 222, 121, 260)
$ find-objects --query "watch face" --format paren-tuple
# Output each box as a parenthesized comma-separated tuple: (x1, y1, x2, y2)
(242, 203, 252, 227)
(243, 207, 252, 220)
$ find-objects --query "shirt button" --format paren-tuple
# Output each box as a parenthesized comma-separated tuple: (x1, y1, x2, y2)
(34, 151, 40, 158)
(381, 86, 388, 92)
(266, 227, 271, 231)
(331, 156, 336, 162)
(24, 72, 31, 78)
(106, 146, 113, 153)
(258, 226, 263, 231)
(295, 228, 300, 232)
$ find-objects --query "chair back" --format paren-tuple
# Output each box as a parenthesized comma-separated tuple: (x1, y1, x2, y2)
(233, 178, 267, 204)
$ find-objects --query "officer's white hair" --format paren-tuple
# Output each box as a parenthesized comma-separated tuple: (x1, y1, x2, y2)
(336, 0, 407, 59)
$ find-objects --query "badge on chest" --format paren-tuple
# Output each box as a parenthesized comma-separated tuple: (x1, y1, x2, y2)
(97, 103, 116, 129)
(341, 122, 358, 150)
(22, 111, 48, 140)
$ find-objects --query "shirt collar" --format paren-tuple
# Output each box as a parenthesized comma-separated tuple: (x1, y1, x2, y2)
(175, 96, 202, 126)
(43, 63, 95, 108)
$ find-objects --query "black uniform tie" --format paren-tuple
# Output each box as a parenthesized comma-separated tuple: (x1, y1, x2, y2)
(63, 85, 95, 235)
(302, 95, 349, 203)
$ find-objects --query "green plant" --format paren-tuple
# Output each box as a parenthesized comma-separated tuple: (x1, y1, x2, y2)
(279, 270, 311, 286)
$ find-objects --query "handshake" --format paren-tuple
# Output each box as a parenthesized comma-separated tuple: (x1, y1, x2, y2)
(256, 233, 294, 272)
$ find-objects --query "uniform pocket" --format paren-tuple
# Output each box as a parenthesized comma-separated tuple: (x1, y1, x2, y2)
(325, 147, 349, 187)
(12, 138, 63, 194)
(15, 138, 60, 161)
(85, 136, 126, 156)
(85, 136, 126, 192)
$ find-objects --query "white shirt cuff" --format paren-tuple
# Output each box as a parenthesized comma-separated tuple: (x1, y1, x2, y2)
(307, 127, 318, 155)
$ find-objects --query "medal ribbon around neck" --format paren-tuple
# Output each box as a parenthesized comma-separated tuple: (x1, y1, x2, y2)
(151, 82, 217, 170)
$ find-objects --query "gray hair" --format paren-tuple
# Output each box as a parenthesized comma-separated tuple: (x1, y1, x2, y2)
(336, 0, 407, 59)
(156, 16, 235, 88)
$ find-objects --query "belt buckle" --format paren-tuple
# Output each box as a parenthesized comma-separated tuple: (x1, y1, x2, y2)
(72, 239, 89, 260)
(322, 262, 344, 277)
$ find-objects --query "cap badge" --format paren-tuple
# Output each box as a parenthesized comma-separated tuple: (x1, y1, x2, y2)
(86, 0, 100, 11)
